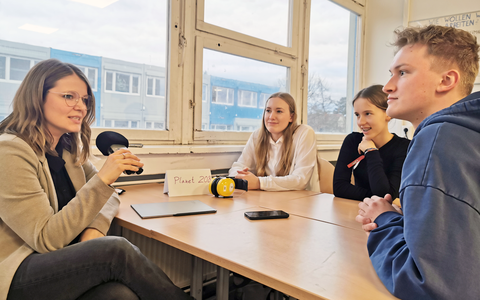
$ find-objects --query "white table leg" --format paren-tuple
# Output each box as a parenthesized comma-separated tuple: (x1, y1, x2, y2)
(191, 256, 203, 299)
(216, 266, 230, 300)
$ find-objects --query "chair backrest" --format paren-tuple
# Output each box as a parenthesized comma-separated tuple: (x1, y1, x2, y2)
(317, 157, 335, 194)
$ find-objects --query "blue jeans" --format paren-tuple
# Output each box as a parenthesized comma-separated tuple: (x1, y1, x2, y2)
(7, 236, 192, 300)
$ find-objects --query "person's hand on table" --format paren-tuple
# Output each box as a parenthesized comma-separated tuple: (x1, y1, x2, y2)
(356, 194, 400, 237)
(235, 167, 260, 190)
(355, 214, 377, 237)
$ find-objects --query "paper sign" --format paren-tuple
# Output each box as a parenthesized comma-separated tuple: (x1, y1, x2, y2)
(164, 169, 212, 197)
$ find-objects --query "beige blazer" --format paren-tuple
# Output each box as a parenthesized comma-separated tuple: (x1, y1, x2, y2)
(0, 134, 119, 300)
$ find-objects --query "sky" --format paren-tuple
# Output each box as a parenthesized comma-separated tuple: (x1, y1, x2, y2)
(0, 0, 351, 101)
(203, 0, 352, 100)
(0, 0, 168, 66)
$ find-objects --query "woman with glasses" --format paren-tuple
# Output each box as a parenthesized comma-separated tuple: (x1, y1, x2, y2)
(0, 59, 191, 300)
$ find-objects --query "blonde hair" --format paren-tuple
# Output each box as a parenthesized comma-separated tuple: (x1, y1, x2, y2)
(255, 92, 299, 176)
(393, 25, 479, 96)
(0, 59, 95, 165)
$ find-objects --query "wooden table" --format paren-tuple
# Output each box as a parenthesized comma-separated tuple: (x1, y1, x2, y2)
(115, 183, 397, 300)
(258, 193, 362, 230)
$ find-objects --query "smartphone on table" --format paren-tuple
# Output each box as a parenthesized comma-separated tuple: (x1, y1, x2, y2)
(244, 210, 289, 220)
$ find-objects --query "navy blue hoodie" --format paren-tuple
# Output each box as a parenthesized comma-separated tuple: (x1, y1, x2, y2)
(367, 91, 480, 300)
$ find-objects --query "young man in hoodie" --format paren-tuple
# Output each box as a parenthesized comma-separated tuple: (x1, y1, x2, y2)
(355, 25, 480, 299)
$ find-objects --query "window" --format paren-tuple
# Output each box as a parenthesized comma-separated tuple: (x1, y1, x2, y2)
(0, 56, 37, 82)
(1, 0, 362, 144)
(10, 58, 31, 81)
(239, 125, 255, 131)
(116, 73, 130, 93)
(238, 90, 258, 107)
(146, 76, 166, 97)
(202, 83, 208, 102)
(106, 72, 113, 91)
(0, 56, 5, 79)
(200, 49, 286, 134)
(0, 0, 168, 134)
(76, 65, 98, 91)
(115, 120, 129, 128)
(259, 93, 269, 108)
(204, 0, 290, 46)
(210, 124, 233, 131)
(105, 71, 140, 95)
(307, 0, 356, 133)
(132, 76, 139, 94)
(147, 78, 153, 95)
(146, 121, 165, 129)
(154, 78, 161, 96)
(212, 86, 234, 105)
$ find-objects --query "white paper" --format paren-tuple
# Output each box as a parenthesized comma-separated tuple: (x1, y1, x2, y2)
(164, 169, 212, 197)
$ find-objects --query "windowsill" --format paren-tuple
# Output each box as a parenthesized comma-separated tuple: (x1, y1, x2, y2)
(91, 144, 246, 156)
(91, 143, 341, 156)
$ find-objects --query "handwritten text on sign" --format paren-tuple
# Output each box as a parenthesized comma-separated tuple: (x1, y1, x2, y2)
(409, 10, 480, 84)
(163, 169, 212, 197)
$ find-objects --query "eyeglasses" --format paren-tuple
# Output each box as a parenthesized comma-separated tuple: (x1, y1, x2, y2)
(48, 91, 92, 107)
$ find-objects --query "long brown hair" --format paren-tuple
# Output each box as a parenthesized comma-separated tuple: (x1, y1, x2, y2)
(0, 59, 95, 165)
(255, 92, 299, 176)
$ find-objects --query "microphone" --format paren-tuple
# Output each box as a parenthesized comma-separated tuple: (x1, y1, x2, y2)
(96, 131, 143, 175)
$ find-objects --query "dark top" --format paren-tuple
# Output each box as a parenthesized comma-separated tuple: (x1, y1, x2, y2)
(333, 132, 410, 200)
(46, 142, 80, 244)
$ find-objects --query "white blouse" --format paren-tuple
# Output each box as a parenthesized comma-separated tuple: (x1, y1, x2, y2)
(228, 124, 320, 192)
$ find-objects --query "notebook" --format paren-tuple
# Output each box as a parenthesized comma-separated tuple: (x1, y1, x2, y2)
(131, 200, 217, 219)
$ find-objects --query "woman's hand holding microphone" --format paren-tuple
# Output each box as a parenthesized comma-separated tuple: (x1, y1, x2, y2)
(97, 149, 144, 185)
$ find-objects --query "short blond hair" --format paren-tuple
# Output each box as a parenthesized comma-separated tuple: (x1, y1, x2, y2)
(393, 25, 479, 96)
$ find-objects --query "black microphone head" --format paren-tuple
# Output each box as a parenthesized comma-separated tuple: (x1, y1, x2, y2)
(96, 131, 129, 156)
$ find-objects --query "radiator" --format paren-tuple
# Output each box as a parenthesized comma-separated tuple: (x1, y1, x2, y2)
(121, 227, 217, 288)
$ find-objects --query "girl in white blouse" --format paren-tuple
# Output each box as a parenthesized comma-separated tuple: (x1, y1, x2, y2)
(228, 92, 319, 192)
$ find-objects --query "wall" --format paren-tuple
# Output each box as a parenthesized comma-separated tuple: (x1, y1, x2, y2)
(362, 0, 480, 139)
(409, 0, 480, 93)
(362, 0, 408, 137)
(409, 1, 480, 21)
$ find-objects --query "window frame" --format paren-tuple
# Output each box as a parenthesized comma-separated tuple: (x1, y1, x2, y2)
(0, 55, 36, 82)
(300, 0, 364, 141)
(88, 0, 365, 146)
(211, 86, 234, 105)
(0, 55, 6, 80)
(259, 93, 269, 109)
(146, 76, 166, 97)
(75, 65, 98, 91)
(237, 90, 258, 108)
(104, 70, 141, 95)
